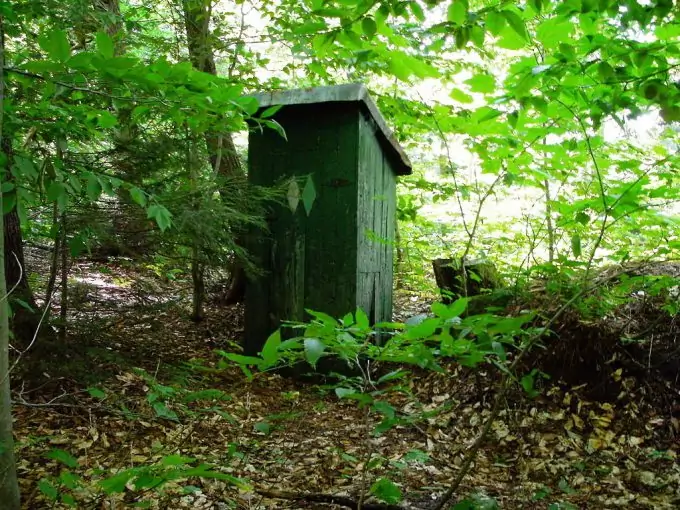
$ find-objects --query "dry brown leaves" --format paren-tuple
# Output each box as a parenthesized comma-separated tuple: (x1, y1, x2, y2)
(11, 263, 680, 509)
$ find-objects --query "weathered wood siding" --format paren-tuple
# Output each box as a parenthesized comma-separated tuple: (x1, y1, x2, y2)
(356, 113, 396, 325)
(244, 86, 408, 356)
(244, 104, 361, 354)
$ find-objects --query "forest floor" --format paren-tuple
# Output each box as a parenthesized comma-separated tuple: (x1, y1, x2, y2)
(10, 258, 680, 509)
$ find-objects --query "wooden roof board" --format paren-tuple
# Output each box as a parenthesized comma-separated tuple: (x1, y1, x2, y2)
(251, 83, 412, 176)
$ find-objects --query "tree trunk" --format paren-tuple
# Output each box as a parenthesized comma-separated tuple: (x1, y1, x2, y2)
(58, 212, 67, 342)
(44, 203, 61, 309)
(4, 205, 43, 348)
(544, 178, 555, 264)
(182, 0, 247, 307)
(0, 14, 21, 509)
(432, 258, 501, 303)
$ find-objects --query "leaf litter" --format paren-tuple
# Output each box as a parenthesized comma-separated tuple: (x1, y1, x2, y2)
(11, 260, 680, 509)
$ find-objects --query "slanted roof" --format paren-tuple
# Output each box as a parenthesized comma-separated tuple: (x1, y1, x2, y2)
(252, 83, 412, 176)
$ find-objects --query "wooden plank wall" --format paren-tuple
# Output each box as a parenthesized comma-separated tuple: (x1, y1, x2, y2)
(356, 112, 397, 326)
(244, 103, 361, 354)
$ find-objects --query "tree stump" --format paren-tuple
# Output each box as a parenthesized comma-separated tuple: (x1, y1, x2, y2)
(432, 258, 501, 303)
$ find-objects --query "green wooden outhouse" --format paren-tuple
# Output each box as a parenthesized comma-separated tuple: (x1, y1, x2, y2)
(244, 84, 412, 356)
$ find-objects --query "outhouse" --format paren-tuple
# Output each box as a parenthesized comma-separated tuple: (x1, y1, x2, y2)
(244, 84, 412, 356)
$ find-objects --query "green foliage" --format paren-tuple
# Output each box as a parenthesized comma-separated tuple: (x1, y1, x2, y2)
(132, 368, 233, 422)
(38, 447, 249, 507)
(370, 477, 402, 504)
(6, 0, 680, 507)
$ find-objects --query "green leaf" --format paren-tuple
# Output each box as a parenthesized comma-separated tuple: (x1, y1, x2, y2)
(361, 17, 377, 38)
(465, 74, 496, 94)
(406, 318, 440, 340)
(410, 1, 425, 21)
(535, 18, 574, 49)
(377, 370, 408, 384)
(449, 88, 473, 103)
(261, 330, 281, 366)
(46, 449, 79, 468)
(260, 104, 283, 119)
(147, 204, 172, 232)
(387, 51, 439, 82)
(341, 312, 355, 327)
(95, 31, 115, 59)
(433, 297, 468, 319)
(181, 466, 251, 489)
(129, 187, 147, 207)
(67, 51, 94, 71)
(12, 299, 34, 313)
(447, 0, 468, 25)
(335, 387, 356, 399)
(496, 25, 527, 50)
(294, 21, 327, 35)
(470, 24, 486, 48)
(372, 400, 396, 419)
(221, 352, 263, 366)
(86, 174, 102, 201)
(97, 111, 118, 128)
(47, 181, 66, 202)
(306, 309, 338, 326)
(86, 387, 107, 399)
(502, 10, 527, 40)
(39, 29, 71, 62)
(100, 469, 139, 494)
(12, 156, 38, 180)
(161, 455, 195, 466)
(529, 0, 543, 13)
(521, 371, 539, 397)
(655, 23, 680, 41)
(312, 32, 336, 57)
(388, 54, 412, 82)
(152, 401, 179, 421)
(598, 61, 614, 82)
(485, 11, 506, 36)
(370, 477, 402, 504)
(2, 192, 15, 214)
(355, 308, 370, 329)
(575, 211, 590, 225)
(571, 234, 582, 258)
(304, 338, 326, 367)
(38, 479, 59, 500)
(59, 471, 81, 490)
(254, 421, 272, 435)
(302, 175, 316, 216)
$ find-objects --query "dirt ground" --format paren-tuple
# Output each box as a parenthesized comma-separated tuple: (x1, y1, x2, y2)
(10, 258, 680, 509)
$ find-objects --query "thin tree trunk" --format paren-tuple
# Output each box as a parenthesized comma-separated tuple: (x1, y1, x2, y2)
(191, 246, 205, 321)
(58, 212, 67, 342)
(44, 203, 61, 307)
(0, 13, 21, 508)
(186, 131, 205, 322)
(182, 0, 247, 306)
(3, 207, 42, 346)
(544, 178, 555, 264)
